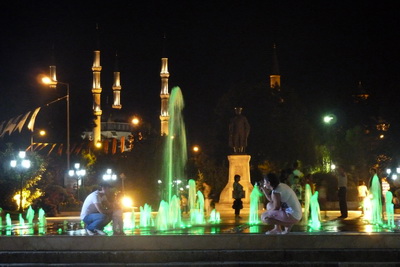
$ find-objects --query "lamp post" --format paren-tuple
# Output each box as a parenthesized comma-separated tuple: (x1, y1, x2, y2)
(120, 173, 126, 196)
(10, 151, 31, 212)
(31, 129, 46, 152)
(42, 77, 70, 171)
(68, 163, 86, 201)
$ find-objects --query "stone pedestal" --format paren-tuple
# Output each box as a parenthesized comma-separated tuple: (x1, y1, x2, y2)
(218, 155, 253, 205)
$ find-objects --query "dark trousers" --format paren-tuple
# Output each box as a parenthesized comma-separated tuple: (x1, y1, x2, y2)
(232, 199, 243, 215)
(338, 187, 348, 217)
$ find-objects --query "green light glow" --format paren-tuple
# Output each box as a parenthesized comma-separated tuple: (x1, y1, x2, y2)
(162, 87, 187, 202)
(302, 184, 312, 225)
(370, 175, 383, 225)
(249, 185, 263, 225)
(385, 191, 395, 228)
(26, 206, 35, 225)
(308, 191, 321, 229)
(139, 204, 152, 227)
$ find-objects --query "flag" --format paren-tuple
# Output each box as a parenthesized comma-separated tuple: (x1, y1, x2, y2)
(75, 143, 83, 154)
(27, 107, 41, 132)
(104, 140, 109, 154)
(0, 121, 5, 135)
(120, 136, 125, 153)
(57, 144, 63, 155)
(112, 138, 117, 154)
(14, 111, 31, 133)
(0, 116, 20, 137)
(70, 143, 77, 155)
(48, 144, 57, 156)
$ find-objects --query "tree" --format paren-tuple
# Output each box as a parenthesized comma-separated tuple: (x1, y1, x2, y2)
(0, 143, 46, 211)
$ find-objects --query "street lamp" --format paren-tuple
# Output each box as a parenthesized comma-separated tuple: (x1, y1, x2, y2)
(42, 77, 70, 171)
(68, 163, 86, 201)
(10, 151, 31, 212)
(120, 173, 126, 196)
(131, 116, 140, 126)
(323, 114, 337, 125)
(31, 129, 46, 152)
(103, 168, 117, 181)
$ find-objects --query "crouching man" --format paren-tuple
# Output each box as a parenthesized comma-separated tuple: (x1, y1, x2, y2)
(80, 182, 113, 235)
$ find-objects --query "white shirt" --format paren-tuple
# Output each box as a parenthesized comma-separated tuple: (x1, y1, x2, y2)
(337, 172, 347, 188)
(273, 183, 302, 220)
(80, 190, 103, 220)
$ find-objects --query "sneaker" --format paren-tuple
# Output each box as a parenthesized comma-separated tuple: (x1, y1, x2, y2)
(94, 229, 107, 236)
(265, 229, 282, 235)
(86, 229, 95, 236)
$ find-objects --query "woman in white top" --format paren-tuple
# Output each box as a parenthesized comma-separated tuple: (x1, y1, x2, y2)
(260, 173, 302, 234)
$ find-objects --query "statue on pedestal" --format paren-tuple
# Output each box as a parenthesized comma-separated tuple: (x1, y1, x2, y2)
(229, 107, 250, 154)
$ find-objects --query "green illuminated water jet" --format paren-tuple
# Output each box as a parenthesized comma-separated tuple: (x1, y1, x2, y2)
(139, 204, 153, 227)
(188, 179, 196, 211)
(385, 191, 395, 228)
(190, 191, 205, 225)
(161, 87, 187, 202)
(26, 206, 35, 225)
(309, 191, 321, 229)
(249, 185, 263, 224)
(301, 184, 312, 225)
(369, 175, 383, 225)
(6, 213, 12, 236)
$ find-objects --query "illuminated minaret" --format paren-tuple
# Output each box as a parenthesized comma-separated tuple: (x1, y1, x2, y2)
(92, 26, 102, 145)
(160, 35, 170, 136)
(112, 52, 122, 109)
(270, 43, 281, 92)
(48, 45, 57, 88)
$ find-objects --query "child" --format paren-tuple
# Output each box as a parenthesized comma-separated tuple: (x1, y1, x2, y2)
(357, 180, 368, 214)
(291, 176, 303, 205)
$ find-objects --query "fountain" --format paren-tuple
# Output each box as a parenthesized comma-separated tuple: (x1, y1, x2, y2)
(38, 208, 47, 235)
(209, 209, 221, 224)
(139, 204, 153, 227)
(301, 184, 312, 225)
(5, 213, 12, 235)
(26, 205, 35, 225)
(169, 195, 183, 228)
(190, 191, 205, 225)
(385, 191, 395, 228)
(18, 213, 24, 227)
(309, 191, 321, 229)
(188, 179, 197, 211)
(1, 87, 399, 238)
(369, 174, 383, 225)
(161, 86, 187, 203)
(249, 185, 263, 224)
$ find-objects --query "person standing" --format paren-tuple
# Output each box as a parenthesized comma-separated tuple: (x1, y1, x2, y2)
(80, 182, 113, 235)
(357, 180, 368, 214)
(232, 174, 244, 218)
(336, 166, 348, 219)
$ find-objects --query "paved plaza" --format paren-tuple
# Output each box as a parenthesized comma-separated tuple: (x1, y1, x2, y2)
(1, 207, 399, 266)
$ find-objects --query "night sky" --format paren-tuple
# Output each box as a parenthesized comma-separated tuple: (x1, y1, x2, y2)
(1, 1, 399, 147)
